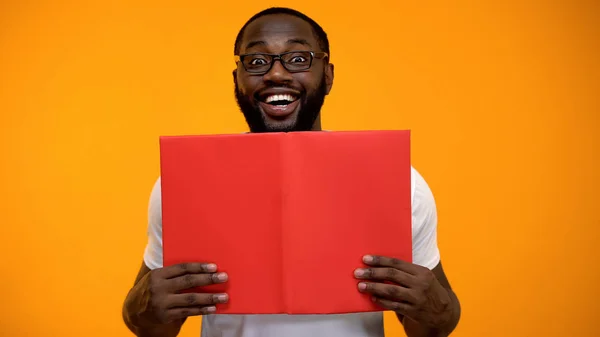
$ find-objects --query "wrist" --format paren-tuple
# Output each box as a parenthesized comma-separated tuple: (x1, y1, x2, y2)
(439, 288, 460, 334)
(129, 319, 183, 337)
(400, 288, 460, 337)
(126, 314, 182, 337)
(402, 316, 450, 337)
(430, 288, 461, 336)
(123, 298, 181, 337)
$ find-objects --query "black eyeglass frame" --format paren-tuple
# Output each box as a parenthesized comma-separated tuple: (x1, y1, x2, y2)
(234, 51, 329, 74)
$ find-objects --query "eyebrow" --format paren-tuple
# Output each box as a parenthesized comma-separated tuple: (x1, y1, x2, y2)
(244, 38, 313, 51)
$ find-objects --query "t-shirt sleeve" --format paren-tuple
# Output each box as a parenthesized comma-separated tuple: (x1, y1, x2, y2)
(411, 167, 441, 270)
(143, 177, 164, 270)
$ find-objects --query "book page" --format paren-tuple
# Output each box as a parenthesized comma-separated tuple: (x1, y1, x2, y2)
(160, 133, 285, 314)
(283, 131, 413, 314)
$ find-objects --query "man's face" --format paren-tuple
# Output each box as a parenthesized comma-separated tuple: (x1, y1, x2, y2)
(233, 14, 334, 133)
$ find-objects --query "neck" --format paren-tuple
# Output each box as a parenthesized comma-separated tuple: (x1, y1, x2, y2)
(311, 115, 322, 131)
(247, 116, 323, 133)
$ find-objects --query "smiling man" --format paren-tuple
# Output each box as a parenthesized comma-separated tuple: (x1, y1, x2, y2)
(233, 10, 332, 133)
(122, 7, 461, 337)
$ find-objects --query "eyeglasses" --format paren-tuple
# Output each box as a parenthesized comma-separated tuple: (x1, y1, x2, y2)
(234, 51, 328, 75)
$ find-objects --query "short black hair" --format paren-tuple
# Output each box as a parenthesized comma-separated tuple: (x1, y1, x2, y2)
(233, 7, 330, 58)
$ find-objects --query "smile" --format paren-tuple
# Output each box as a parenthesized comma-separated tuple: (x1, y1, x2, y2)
(258, 94, 300, 118)
(264, 94, 298, 105)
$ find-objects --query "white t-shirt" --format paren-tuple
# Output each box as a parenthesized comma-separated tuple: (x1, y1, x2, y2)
(143, 166, 440, 337)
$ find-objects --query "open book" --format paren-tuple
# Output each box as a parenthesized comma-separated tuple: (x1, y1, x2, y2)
(159, 130, 412, 314)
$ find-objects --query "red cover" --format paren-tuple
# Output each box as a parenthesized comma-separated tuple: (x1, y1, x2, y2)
(159, 130, 412, 314)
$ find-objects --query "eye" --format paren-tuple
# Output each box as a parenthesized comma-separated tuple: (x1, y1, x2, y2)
(289, 56, 307, 63)
(249, 58, 268, 65)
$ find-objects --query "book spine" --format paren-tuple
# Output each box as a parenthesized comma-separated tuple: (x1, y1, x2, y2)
(280, 133, 289, 313)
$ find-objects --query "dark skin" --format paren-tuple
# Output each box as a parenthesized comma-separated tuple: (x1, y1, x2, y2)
(122, 13, 460, 337)
(233, 14, 334, 132)
(355, 256, 461, 336)
(122, 262, 229, 337)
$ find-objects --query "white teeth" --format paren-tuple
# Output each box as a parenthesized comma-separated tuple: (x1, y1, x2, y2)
(265, 94, 295, 103)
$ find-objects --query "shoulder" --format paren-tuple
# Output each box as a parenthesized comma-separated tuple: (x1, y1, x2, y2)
(410, 167, 436, 225)
(148, 177, 162, 227)
(150, 176, 162, 206)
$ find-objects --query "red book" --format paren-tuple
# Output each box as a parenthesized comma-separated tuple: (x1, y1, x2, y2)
(159, 130, 412, 314)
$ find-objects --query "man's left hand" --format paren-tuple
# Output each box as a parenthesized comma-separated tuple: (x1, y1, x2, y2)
(354, 255, 454, 329)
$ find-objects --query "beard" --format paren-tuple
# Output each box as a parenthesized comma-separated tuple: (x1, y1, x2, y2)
(234, 76, 328, 133)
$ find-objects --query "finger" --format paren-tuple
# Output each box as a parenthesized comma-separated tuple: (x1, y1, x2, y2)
(362, 255, 421, 275)
(159, 263, 218, 279)
(354, 267, 416, 287)
(166, 293, 229, 308)
(371, 296, 413, 315)
(166, 305, 217, 321)
(168, 272, 228, 292)
(358, 282, 416, 303)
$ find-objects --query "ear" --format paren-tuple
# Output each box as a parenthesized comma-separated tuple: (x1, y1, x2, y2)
(232, 69, 238, 86)
(324, 63, 334, 95)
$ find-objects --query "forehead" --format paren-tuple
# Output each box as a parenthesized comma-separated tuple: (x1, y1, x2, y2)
(240, 14, 318, 53)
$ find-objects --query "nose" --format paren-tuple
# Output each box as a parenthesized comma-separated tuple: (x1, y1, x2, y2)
(263, 59, 293, 84)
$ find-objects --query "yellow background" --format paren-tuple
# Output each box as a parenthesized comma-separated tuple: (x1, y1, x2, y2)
(1, 1, 598, 336)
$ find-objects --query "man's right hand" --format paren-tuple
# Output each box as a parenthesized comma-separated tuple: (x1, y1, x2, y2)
(124, 262, 229, 329)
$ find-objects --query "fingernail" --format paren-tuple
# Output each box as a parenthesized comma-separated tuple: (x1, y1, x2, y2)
(206, 264, 217, 272)
(206, 306, 216, 313)
(217, 294, 229, 302)
(363, 255, 374, 263)
(217, 272, 228, 282)
(358, 282, 367, 291)
(354, 269, 365, 277)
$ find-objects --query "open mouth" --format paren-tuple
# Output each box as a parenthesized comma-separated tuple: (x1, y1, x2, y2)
(258, 94, 300, 118)
(263, 94, 299, 106)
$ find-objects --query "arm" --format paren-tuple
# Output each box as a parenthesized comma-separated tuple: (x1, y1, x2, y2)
(399, 262, 461, 337)
(356, 257, 461, 337)
(122, 178, 229, 337)
(400, 168, 460, 336)
(123, 178, 182, 337)
(355, 168, 461, 336)
(122, 262, 186, 337)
